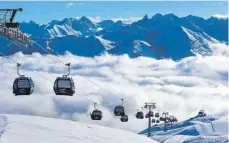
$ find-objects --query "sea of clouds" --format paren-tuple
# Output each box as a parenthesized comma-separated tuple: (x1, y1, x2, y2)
(0, 43, 228, 133)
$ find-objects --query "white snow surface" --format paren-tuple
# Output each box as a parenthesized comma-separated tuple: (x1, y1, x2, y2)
(132, 40, 154, 56)
(133, 40, 151, 50)
(164, 135, 228, 143)
(150, 116, 228, 143)
(181, 26, 220, 56)
(211, 120, 228, 135)
(95, 36, 115, 50)
(194, 122, 214, 135)
(47, 24, 81, 38)
(0, 114, 157, 143)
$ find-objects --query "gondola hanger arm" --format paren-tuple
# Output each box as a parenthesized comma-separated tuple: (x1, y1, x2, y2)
(63, 63, 71, 77)
(16, 63, 24, 77)
(94, 102, 97, 110)
(121, 98, 124, 106)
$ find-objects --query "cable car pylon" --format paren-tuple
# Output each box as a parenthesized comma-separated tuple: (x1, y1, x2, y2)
(162, 112, 169, 132)
(144, 103, 156, 137)
(0, 8, 33, 48)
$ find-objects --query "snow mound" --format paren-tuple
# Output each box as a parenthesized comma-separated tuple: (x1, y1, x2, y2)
(0, 114, 157, 143)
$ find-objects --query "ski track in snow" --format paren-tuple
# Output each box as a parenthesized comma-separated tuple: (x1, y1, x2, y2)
(0, 116, 8, 139)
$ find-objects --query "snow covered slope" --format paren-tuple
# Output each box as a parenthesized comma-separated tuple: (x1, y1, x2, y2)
(132, 40, 156, 57)
(0, 114, 157, 143)
(47, 24, 81, 38)
(139, 115, 228, 143)
(181, 26, 218, 56)
(95, 36, 115, 50)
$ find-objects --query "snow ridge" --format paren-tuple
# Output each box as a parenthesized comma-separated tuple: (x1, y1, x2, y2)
(95, 36, 115, 50)
(181, 26, 219, 56)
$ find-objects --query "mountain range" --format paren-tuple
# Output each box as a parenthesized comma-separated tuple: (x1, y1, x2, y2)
(0, 13, 228, 60)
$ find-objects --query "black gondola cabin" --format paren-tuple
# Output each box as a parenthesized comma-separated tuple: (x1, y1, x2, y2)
(120, 115, 128, 122)
(91, 109, 103, 120)
(13, 76, 34, 95)
(136, 111, 144, 119)
(53, 77, 75, 96)
(114, 105, 125, 116)
(152, 119, 156, 123)
(155, 113, 160, 118)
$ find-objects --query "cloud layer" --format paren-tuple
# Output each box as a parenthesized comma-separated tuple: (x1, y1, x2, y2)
(0, 44, 228, 133)
(75, 16, 141, 24)
(212, 14, 228, 19)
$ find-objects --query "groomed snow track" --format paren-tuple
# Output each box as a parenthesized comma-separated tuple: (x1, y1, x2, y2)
(183, 136, 228, 143)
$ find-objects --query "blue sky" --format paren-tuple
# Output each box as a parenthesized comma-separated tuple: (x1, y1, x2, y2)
(0, 1, 228, 24)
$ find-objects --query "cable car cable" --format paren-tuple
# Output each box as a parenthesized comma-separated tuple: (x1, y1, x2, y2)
(0, 51, 54, 84)
(0, 51, 18, 64)
(1, 49, 149, 120)
(1, 52, 103, 109)
(1, 50, 106, 110)
(33, 40, 141, 109)
(31, 71, 53, 83)
(7, 40, 167, 116)
(33, 41, 66, 65)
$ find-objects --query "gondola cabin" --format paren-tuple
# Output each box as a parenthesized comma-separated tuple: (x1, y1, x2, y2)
(160, 117, 165, 121)
(174, 118, 178, 122)
(198, 110, 206, 117)
(120, 115, 128, 122)
(53, 77, 75, 96)
(136, 111, 144, 119)
(114, 105, 125, 116)
(156, 120, 160, 123)
(155, 113, 160, 118)
(152, 119, 156, 123)
(91, 109, 103, 120)
(13, 76, 34, 95)
(148, 111, 154, 117)
(166, 117, 170, 122)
